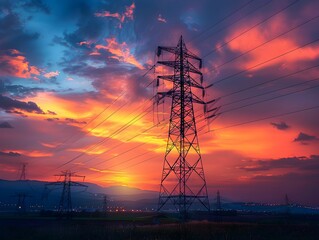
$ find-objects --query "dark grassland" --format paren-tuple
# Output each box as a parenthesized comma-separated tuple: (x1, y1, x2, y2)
(1, 213, 318, 240)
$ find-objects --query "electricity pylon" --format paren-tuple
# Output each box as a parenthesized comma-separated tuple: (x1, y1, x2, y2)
(46, 170, 87, 216)
(216, 190, 222, 210)
(14, 163, 30, 213)
(285, 193, 290, 214)
(102, 194, 108, 213)
(14, 193, 28, 213)
(155, 36, 211, 218)
(19, 163, 27, 180)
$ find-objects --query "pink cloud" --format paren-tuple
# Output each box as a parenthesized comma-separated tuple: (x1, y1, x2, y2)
(9, 49, 22, 55)
(95, 3, 135, 28)
(78, 41, 92, 46)
(225, 15, 319, 70)
(43, 71, 60, 79)
(123, 3, 135, 20)
(94, 38, 144, 69)
(89, 51, 101, 56)
(157, 14, 167, 23)
(95, 11, 121, 20)
(0, 49, 41, 79)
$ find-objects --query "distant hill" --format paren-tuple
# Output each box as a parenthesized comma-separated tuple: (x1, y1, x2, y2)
(0, 179, 157, 199)
(0, 179, 158, 211)
(1, 179, 318, 214)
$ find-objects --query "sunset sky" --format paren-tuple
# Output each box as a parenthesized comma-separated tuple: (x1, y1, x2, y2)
(0, 0, 319, 206)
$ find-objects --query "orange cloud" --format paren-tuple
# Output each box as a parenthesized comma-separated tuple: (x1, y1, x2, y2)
(204, 122, 318, 159)
(226, 15, 319, 70)
(41, 142, 60, 148)
(0, 50, 40, 79)
(7, 149, 53, 157)
(89, 167, 122, 174)
(94, 38, 144, 69)
(26, 92, 95, 120)
(95, 3, 135, 28)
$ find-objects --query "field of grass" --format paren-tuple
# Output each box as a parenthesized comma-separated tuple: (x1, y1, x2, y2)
(1, 213, 318, 240)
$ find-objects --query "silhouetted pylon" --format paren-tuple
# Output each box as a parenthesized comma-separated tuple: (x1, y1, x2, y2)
(19, 163, 27, 181)
(46, 170, 87, 216)
(216, 190, 222, 210)
(285, 193, 291, 214)
(103, 194, 108, 213)
(14, 163, 30, 213)
(155, 36, 211, 219)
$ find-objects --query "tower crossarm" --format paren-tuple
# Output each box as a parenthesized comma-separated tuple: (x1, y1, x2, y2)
(157, 46, 177, 56)
(158, 75, 204, 90)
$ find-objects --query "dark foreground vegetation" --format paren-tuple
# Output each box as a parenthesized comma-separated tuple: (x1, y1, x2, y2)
(1, 212, 318, 240)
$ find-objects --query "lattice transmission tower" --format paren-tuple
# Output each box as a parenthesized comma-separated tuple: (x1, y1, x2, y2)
(155, 36, 211, 217)
(46, 170, 87, 215)
(19, 163, 27, 180)
(14, 163, 30, 213)
(216, 190, 222, 210)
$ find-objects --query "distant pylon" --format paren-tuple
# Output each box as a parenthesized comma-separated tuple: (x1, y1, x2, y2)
(46, 170, 87, 216)
(285, 193, 290, 214)
(285, 194, 289, 206)
(15, 163, 29, 213)
(19, 163, 27, 180)
(16, 193, 26, 212)
(102, 194, 108, 213)
(216, 190, 222, 210)
(156, 36, 211, 218)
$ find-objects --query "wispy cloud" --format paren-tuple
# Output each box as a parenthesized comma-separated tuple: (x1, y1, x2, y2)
(94, 38, 144, 69)
(270, 121, 290, 130)
(157, 14, 167, 23)
(95, 3, 135, 28)
(43, 71, 59, 79)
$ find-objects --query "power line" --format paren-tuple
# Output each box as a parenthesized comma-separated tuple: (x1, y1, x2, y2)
(222, 77, 319, 108)
(106, 103, 319, 171)
(41, 68, 157, 177)
(209, 104, 319, 132)
(219, 83, 319, 115)
(203, 0, 300, 58)
(214, 13, 319, 70)
(52, 65, 156, 152)
(54, 92, 126, 150)
(189, 0, 256, 43)
(64, 100, 128, 148)
(117, 155, 159, 171)
(206, 36, 319, 88)
(73, 124, 168, 180)
(190, 0, 273, 46)
(77, 122, 166, 170)
(86, 155, 159, 183)
(55, 103, 154, 170)
(218, 64, 319, 99)
(82, 81, 318, 181)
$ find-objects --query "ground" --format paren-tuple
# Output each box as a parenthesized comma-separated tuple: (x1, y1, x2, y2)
(1, 212, 318, 240)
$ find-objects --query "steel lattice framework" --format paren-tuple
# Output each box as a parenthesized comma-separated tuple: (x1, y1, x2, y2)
(156, 36, 210, 217)
(46, 170, 87, 215)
